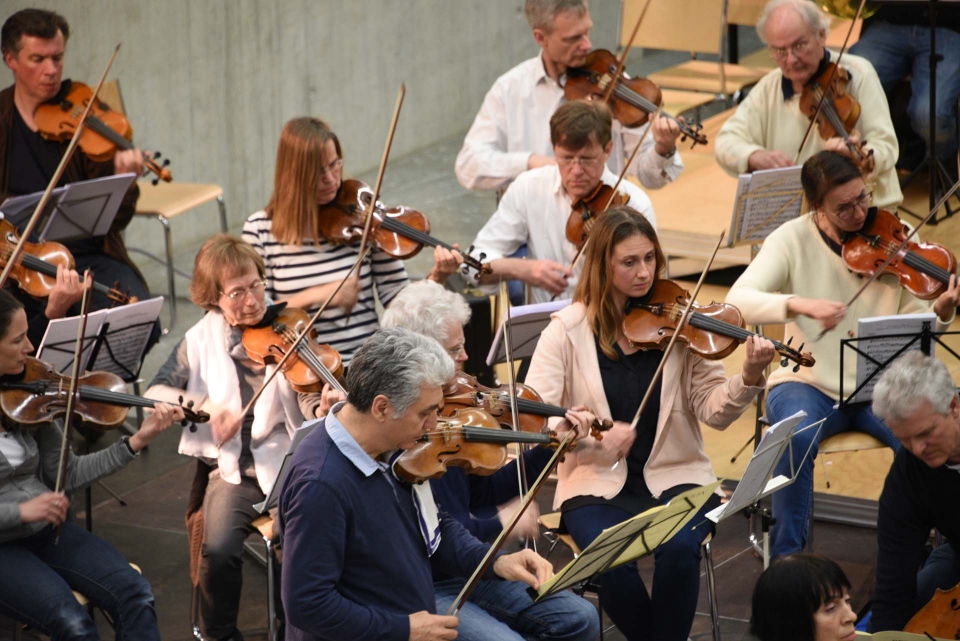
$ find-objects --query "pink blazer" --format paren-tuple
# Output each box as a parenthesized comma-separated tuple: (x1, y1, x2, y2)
(524, 303, 764, 509)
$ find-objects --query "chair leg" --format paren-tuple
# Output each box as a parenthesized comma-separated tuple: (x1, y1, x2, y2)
(265, 537, 277, 641)
(158, 214, 177, 331)
(820, 452, 832, 489)
(191, 583, 203, 641)
(217, 195, 228, 233)
(704, 540, 722, 641)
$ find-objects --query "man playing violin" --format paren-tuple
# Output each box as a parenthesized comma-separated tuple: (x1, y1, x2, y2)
(869, 352, 960, 633)
(455, 0, 684, 196)
(279, 327, 563, 641)
(471, 99, 655, 303)
(381, 279, 600, 641)
(0, 8, 153, 350)
(726, 150, 960, 559)
(715, 0, 903, 210)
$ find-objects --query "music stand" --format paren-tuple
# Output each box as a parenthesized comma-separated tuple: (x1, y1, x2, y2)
(253, 418, 322, 514)
(534, 482, 719, 602)
(38, 173, 135, 242)
(0, 185, 69, 234)
(485, 298, 571, 366)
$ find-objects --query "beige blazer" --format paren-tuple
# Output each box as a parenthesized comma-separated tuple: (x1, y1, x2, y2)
(525, 303, 764, 509)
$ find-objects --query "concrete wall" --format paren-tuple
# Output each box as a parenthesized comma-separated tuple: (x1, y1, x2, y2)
(0, 0, 621, 250)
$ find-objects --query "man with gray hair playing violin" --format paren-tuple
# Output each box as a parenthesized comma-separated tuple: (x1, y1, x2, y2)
(279, 327, 575, 641)
(869, 351, 960, 633)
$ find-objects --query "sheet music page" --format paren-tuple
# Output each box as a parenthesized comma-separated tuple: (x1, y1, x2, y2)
(851, 313, 937, 404)
(90, 297, 164, 378)
(729, 166, 804, 247)
(37, 309, 108, 373)
(486, 298, 571, 365)
(854, 632, 951, 641)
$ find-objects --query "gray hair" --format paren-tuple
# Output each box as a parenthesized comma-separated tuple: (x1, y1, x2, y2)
(380, 280, 472, 344)
(346, 327, 454, 417)
(756, 0, 830, 44)
(872, 351, 957, 424)
(525, 0, 588, 32)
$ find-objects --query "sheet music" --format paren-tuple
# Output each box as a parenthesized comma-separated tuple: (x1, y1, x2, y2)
(728, 166, 804, 247)
(0, 185, 69, 234)
(36, 308, 109, 373)
(486, 298, 571, 365)
(255, 418, 323, 513)
(40, 173, 136, 241)
(706, 411, 806, 523)
(851, 313, 937, 403)
(90, 297, 164, 377)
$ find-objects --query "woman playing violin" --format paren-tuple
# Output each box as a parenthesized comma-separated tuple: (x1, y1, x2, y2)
(146, 234, 324, 641)
(525, 205, 775, 641)
(0, 288, 183, 640)
(0, 9, 156, 351)
(726, 149, 960, 559)
(242, 116, 463, 366)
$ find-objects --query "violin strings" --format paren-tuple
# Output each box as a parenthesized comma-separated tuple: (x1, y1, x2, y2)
(875, 239, 954, 284)
(639, 304, 797, 357)
(276, 325, 344, 391)
(422, 425, 551, 444)
(612, 84, 684, 131)
(376, 215, 483, 270)
(84, 115, 134, 151)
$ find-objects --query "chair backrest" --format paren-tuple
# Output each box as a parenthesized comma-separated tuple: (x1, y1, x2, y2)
(620, 0, 725, 56)
(98, 79, 126, 116)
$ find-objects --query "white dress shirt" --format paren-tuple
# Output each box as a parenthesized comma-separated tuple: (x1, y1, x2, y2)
(455, 54, 684, 195)
(472, 165, 656, 304)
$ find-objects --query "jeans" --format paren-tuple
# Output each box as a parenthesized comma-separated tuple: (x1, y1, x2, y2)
(851, 22, 960, 160)
(765, 382, 900, 558)
(562, 485, 721, 641)
(199, 474, 267, 640)
(434, 576, 599, 641)
(0, 522, 160, 641)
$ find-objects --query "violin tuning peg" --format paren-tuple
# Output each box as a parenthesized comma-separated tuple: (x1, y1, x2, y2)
(152, 178, 160, 186)
(780, 356, 789, 368)
(786, 336, 793, 346)
(186, 400, 195, 409)
(152, 151, 161, 159)
(797, 343, 805, 352)
(178, 395, 184, 405)
(161, 159, 171, 168)
(793, 364, 801, 373)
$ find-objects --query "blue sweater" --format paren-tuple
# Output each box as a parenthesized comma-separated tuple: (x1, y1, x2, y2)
(279, 417, 497, 641)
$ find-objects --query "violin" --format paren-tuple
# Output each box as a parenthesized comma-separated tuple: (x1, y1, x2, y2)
(841, 208, 957, 301)
(317, 179, 491, 278)
(904, 580, 960, 640)
(623, 280, 815, 370)
(0, 219, 134, 305)
(392, 407, 556, 484)
(241, 305, 344, 394)
(566, 182, 631, 250)
(442, 370, 613, 440)
(564, 49, 708, 147)
(34, 80, 172, 185)
(0, 357, 209, 429)
(799, 63, 875, 174)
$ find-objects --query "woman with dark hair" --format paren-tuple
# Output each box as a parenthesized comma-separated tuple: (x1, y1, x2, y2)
(0, 288, 182, 640)
(727, 150, 960, 559)
(525, 205, 775, 641)
(242, 116, 463, 366)
(751, 554, 857, 641)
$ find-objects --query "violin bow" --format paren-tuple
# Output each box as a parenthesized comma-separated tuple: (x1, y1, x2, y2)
(236, 84, 406, 421)
(498, 281, 533, 549)
(794, 0, 869, 164)
(0, 45, 120, 291)
(567, 124, 650, 275)
(628, 231, 725, 431)
(53, 272, 94, 543)
(602, 0, 652, 104)
(446, 430, 577, 617)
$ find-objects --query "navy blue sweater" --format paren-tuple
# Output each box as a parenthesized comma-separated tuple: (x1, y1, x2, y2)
(279, 418, 496, 641)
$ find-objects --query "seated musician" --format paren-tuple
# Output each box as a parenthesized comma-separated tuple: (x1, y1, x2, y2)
(279, 327, 562, 641)
(0, 288, 182, 640)
(455, 0, 683, 196)
(471, 99, 655, 303)
(868, 351, 960, 633)
(380, 279, 600, 641)
(726, 150, 959, 558)
(524, 205, 775, 641)
(146, 234, 324, 641)
(242, 116, 462, 367)
(750, 554, 857, 641)
(714, 0, 902, 210)
(0, 8, 154, 350)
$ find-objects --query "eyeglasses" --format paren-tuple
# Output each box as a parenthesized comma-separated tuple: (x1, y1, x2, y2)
(556, 155, 605, 169)
(769, 38, 812, 61)
(220, 279, 267, 302)
(832, 191, 872, 219)
(320, 157, 343, 178)
(446, 343, 466, 358)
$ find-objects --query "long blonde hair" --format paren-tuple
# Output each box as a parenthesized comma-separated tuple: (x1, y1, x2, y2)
(574, 206, 665, 359)
(264, 117, 342, 246)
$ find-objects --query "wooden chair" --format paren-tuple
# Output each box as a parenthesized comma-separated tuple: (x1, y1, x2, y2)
(621, 0, 766, 102)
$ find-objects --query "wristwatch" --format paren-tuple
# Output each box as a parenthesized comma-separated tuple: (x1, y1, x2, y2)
(657, 147, 677, 159)
(119, 435, 139, 457)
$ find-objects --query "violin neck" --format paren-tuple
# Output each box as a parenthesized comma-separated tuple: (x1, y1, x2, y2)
(376, 214, 485, 273)
(509, 396, 567, 419)
(292, 337, 347, 394)
(84, 114, 134, 152)
(687, 312, 789, 353)
(455, 425, 552, 445)
(893, 242, 954, 285)
(17, 252, 116, 299)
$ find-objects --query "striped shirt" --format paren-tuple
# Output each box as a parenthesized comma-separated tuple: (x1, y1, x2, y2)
(242, 210, 409, 365)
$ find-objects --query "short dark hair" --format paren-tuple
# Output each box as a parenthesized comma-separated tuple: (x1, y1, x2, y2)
(0, 289, 25, 340)
(1, 9, 69, 57)
(750, 554, 852, 641)
(550, 99, 613, 151)
(800, 150, 863, 209)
